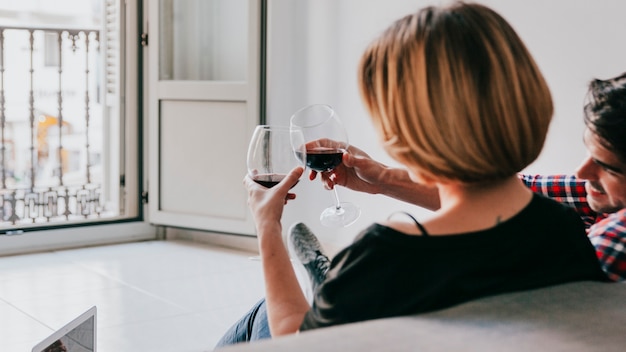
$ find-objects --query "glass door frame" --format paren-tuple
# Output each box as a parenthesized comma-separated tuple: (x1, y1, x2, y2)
(146, 0, 265, 235)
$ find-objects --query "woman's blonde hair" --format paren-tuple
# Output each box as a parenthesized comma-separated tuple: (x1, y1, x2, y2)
(358, 2, 553, 183)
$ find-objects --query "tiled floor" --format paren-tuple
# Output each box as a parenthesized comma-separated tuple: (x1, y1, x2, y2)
(0, 240, 268, 351)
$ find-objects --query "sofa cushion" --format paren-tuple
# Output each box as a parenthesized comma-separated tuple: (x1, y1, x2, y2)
(218, 281, 626, 351)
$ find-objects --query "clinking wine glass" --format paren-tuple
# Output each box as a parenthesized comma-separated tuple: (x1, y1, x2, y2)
(290, 104, 361, 227)
(246, 125, 305, 261)
(247, 125, 305, 189)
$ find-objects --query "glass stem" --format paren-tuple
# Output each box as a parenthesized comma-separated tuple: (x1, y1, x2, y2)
(332, 187, 342, 210)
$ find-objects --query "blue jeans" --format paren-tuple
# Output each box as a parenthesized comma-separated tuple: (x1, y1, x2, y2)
(214, 298, 271, 348)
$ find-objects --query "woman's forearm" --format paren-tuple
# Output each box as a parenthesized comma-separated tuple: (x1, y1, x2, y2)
(257, 223, 310, 336)
(377, 167, 441, 211)
(340, 150, 440, 210)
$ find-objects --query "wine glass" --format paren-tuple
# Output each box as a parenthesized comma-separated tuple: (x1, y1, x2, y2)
(247, 125, 305, 188)
(290, 104, 361, 227)
(246, 125, 305, 261)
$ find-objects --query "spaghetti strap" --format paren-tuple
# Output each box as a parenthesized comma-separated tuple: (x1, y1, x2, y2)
(388, 211, 429, 236)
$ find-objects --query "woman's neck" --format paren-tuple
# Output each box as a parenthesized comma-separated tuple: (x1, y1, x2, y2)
(425, 175, 533, 235)
(438, 175, 529, 206)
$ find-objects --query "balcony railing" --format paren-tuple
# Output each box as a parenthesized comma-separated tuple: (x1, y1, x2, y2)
(0, 25, 106, 228)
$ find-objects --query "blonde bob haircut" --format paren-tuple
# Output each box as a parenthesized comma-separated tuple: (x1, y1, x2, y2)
(358, 2, 553, 184)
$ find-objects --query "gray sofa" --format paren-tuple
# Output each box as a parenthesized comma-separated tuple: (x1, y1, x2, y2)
(218, 281, 626, 351)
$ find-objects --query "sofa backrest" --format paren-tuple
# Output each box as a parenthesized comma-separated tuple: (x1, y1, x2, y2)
(218, 281, 626, 351)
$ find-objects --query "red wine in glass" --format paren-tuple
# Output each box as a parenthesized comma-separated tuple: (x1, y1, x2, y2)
(290, 104, 361, 227)
(296, 147, 344, 172)
(252, 173, 299, 188)
(247, 125, 305, 190)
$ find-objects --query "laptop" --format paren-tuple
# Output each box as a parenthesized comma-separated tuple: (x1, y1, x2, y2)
(32, 306, 97, 352)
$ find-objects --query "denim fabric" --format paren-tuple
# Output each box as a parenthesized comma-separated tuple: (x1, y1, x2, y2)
(214, 298, 271, 348)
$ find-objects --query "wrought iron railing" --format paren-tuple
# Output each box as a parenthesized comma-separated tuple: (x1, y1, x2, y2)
(0, 25, 105, 227)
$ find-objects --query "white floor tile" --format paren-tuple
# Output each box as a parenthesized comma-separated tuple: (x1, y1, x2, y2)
(99, 313, 226, 352)
(11, 285, 190, 328)
(137, 265, 265, 313)
(0, 300, 53, 346)
(58, 241, 262, 287)
(0, 265, 123, 302)
(0, 240, 267, 351)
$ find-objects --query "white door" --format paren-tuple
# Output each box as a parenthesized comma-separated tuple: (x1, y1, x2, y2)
(146, 0, 264, 235)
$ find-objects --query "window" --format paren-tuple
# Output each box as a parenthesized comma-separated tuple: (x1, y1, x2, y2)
(0, 0, 145, 241)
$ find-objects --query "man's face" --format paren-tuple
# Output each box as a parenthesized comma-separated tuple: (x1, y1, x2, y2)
(575, 128, 626, 214)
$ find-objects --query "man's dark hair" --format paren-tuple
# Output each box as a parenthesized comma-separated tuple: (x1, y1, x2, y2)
(584, 72, 626, 163)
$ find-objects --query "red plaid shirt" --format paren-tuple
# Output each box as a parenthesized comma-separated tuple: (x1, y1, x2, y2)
(520, 174, 626, 281)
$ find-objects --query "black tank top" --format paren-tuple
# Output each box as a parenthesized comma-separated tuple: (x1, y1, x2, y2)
(388, 211, 429, 236)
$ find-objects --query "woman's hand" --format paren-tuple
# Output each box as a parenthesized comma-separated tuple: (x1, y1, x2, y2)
(244, 166, 310, 336)
(243, 166, 304, 232)
(311, 145, 388, 194)
(309, 145, 440, 210)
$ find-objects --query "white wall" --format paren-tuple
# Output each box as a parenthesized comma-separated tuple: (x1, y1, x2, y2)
(265, 0, 626, 254)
